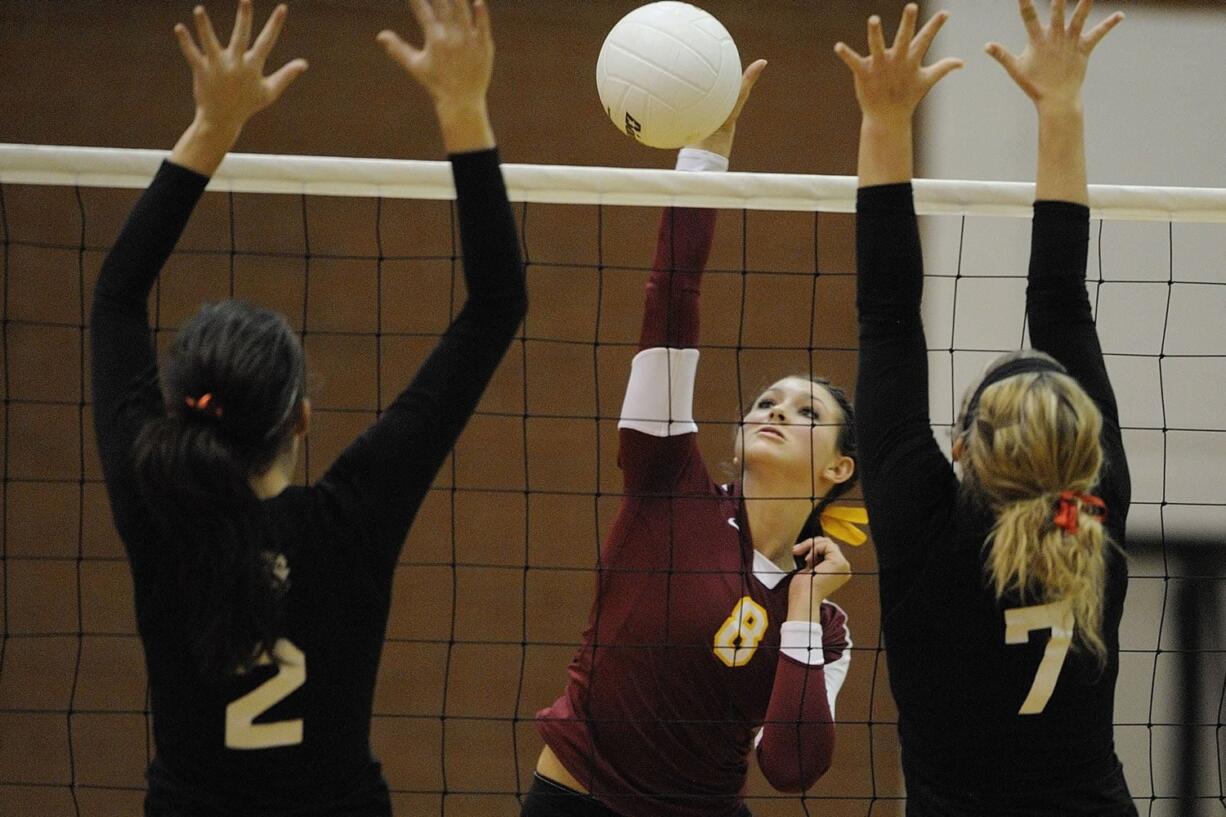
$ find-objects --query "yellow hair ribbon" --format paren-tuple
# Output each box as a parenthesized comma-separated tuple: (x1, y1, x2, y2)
(819, 505, 869, 546)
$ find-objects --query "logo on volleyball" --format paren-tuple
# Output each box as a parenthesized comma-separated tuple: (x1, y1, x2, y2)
(624, 112, 643, 141)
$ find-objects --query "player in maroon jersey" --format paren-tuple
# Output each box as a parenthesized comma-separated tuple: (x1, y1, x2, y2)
(526, 62, 861, 817)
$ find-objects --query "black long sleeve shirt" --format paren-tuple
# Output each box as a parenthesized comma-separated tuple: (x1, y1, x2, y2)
(90, 150, 525, 815)
(855, 184, 1133, 814)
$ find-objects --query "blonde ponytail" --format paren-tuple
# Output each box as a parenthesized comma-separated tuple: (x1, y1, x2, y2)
(960, 352, 1112, 663)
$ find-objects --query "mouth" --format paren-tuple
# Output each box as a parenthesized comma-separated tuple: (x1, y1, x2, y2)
(756, 426, 786, 441)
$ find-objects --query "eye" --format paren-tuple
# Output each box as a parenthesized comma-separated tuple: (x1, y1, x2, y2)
(756, 398, 774, 410)
(800, 407, 818, 420)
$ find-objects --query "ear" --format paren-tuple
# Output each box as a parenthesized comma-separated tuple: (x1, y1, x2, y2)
(823, 453, 855, 485)
(951, 434, 964, 462)
(295, 397, 312, 437)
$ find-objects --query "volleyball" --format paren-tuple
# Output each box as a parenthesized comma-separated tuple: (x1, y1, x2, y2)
(596, 1, 742, 150)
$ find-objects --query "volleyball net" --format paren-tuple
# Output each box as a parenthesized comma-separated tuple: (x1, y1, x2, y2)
(1, 143, 1224, 817)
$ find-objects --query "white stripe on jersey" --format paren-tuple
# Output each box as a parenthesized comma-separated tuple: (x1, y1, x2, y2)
(821, 600, 852, 719)
(618, 347, 700, 437)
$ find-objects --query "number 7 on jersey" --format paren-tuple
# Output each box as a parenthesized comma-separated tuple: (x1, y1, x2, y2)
(1004, 600, 1073, 715)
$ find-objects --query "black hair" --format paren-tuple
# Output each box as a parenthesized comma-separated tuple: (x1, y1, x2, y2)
(133, 300, 305, 679)
(795, 375, 859, 544)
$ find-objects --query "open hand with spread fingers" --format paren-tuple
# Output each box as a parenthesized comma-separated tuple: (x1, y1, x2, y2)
(835, 4, 963, 126)
(985, 0, 1124, 113)
(378, 0, 496, 153)
(169, 0, 307, 175)
(174, 1, 307, 139)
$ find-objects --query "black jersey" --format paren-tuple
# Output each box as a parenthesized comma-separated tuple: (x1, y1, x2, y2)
(90, 152, 525, 815)
(854, 184, 1134, 815)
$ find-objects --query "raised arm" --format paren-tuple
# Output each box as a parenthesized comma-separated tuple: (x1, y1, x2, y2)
(617, 62, 765, 490)
(837, 6, 963, 567)
(987, 0, 1124, 421)
(91, 0, 304, 549)
(988, 0, 1130, 519)
(320, 0, 525, 578)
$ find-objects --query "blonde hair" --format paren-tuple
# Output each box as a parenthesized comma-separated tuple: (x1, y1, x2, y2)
(959, 352, 1111, 662)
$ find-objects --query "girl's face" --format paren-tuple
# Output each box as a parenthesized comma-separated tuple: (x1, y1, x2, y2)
(736, 376, 853, 493)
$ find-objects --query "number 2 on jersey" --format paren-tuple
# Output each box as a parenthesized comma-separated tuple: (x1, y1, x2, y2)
(713, 596, 768, 667)
(225, 638, 306, 750)
(1004, 600, 1073, 715)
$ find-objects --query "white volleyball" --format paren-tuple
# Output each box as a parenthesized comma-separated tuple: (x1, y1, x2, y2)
(596, 2, 742, 150)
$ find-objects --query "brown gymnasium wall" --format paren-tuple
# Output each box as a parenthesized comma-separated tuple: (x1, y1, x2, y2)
(0, 2, 905, 815)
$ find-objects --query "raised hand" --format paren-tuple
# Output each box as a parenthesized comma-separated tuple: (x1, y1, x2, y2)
(378, 0, 496, 152)
(788, 537, 851, 622)
(835, 4, 963, 127)
(985, 0, 1124, 113)
(690, 58, 768, 161)
(169, 1, 306, 174)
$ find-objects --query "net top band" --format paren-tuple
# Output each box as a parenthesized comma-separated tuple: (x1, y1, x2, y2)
(4, 142, 1226, 223)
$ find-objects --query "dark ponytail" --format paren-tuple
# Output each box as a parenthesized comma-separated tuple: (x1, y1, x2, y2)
(796, 376, 858, 544)
(134, 300, 305, 679)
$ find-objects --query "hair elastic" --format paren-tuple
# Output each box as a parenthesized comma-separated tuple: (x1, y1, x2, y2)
(1053, 491, 1107, 534)
(184, 392, 223, 418)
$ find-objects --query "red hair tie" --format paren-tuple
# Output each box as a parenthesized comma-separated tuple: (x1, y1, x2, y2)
(1053, 490, 1106, 534)
(184, 392, 223, 418)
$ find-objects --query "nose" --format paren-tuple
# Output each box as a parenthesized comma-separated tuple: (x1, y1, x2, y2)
(769, 407, 787, 423)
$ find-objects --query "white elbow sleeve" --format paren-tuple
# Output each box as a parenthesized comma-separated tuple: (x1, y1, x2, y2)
(618, 347, 700, 437)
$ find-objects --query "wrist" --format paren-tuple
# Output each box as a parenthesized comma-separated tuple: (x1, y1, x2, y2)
(433, 98, 495, 154)
(168, 115, 243, 177)
(1035, 98, 1084, 123)
(188, 114, 244, 150)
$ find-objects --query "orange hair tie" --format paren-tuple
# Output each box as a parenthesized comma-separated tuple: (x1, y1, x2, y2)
(184, 393, 223, 418)
(1053, 491, 1106, 534)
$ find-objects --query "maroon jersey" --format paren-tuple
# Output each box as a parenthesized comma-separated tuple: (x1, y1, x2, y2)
(537, 165, 849, 817)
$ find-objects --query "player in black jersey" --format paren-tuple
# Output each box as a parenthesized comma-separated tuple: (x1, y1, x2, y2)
(838, 2, 1134, 814)
(90, 1, 524, 814)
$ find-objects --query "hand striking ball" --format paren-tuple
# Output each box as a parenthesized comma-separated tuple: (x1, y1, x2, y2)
(596, 2, 741, 150)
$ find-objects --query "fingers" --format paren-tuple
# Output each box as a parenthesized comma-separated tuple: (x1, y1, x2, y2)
(924, 56, 964, 87)
(433, 0, 458, 24)
(408, 0, 437, 31)
(911, 9, 951, 62)
(1051, 0, 1067, 35)
(194, 5, 224, 58)
(833, 41, 864, 73)
(727, 58, 767, 120)
(250, 3, 289, 63)
(893, 3, 918, 51)
(984, 41, 1025, 85)
(264, 57, 309, 101)
(228, 0, 253, 53)
(1068, 0, 1093, 39)
(1083, 10, 1123, 52)
(867, 15, 887, 58)
(1018, 0, 1043, 41)
(174, 22, 204, 69)
(473, 0, 492, 45)
(377, 29, 420, 73)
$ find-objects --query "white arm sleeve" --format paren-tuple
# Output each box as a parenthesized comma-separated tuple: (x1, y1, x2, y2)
(618, 347, 700, 437)
(676, 148, 729, 173)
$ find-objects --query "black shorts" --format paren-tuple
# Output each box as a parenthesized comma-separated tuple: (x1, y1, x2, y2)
(520, 774, 753, 817)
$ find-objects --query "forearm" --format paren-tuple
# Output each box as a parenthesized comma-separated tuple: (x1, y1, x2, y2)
(857, 116, 913, 187)
(757, 653, 834, 792)
(638, 150, 722, 350)
(451, 149, 526, 307)
(1035, 103, 1088, 205)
